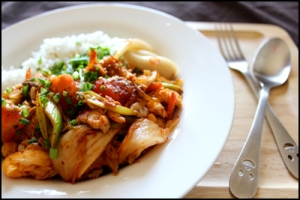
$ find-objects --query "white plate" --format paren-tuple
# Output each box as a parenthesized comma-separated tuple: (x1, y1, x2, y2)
(1, 3, 235, 198)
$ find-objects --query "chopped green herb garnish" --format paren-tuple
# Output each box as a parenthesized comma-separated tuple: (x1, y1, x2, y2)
(40, 95, 49, 106)
(63, 91, 68, 96)
(134, 67, 140, 74)
(70, 119, 77, 125)
(49, 148, 58, 159)
(16, 129, 23, 135)
(19, 118, 30, 125)
(72, 71, 79, 80)
(53, 93, 61, 104)
(21, 108, 29, 118)
(38, 78, 51, 89)
(44, 138, 51, 150)
(48, 92, 54, 98)
(28, 137, 38, 144)
(78, 100, 84, 106)
(2, 98, 6, 106)
(36, 124, 41, 133)
(66, 96, 72, 105)
(83, 71, 99, 82)
(100, 85, 106, 91)
(40, 87, 48, 95)
(42, 69, 52, 76)
(67, 108, 75, 116)
(49, 61, 67, 75)
(38, 57, 42, 65)
(69, 57, 88, 70)
(6, 87, 12, 94)
(82, 82, 93, 91)
(23, 84, 29, 98)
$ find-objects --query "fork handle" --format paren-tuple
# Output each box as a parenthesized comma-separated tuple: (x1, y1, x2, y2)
(243, 71, 298, 179)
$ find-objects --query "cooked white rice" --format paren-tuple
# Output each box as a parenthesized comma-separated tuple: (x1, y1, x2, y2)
(2, 31, 125, 92)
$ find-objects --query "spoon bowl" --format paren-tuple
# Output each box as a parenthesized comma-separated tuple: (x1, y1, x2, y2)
(252, 38, 291, 88)
(229, 37, 291, 198)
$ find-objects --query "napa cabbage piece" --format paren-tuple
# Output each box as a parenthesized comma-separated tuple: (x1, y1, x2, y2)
(51, 125, 120, 183)
(118, 118, 179, 164)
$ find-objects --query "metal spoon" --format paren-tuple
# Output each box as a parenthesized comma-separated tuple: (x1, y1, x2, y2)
(229, 38, 292, 198)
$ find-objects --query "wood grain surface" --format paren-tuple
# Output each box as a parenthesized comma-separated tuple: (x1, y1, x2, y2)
(183, 22, 299, 198)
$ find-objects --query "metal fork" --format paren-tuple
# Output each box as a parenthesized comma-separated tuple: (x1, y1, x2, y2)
(215, 23, 298, 198)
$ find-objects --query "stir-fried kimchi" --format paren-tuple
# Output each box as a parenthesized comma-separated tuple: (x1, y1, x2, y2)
(1, 38, 183, 183)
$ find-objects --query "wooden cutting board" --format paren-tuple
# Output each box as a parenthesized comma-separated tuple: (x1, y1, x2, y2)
(183, 22, 299, 198)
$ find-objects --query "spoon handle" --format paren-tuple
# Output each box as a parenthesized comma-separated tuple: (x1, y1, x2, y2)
(229, 85, 269, 198)
(243, 71, 298, 179)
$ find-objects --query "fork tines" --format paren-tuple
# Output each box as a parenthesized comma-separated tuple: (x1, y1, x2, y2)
(215, 23, 245, 61)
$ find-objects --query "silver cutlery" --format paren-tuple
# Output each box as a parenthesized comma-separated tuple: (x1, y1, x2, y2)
(215, 23, 298, 197)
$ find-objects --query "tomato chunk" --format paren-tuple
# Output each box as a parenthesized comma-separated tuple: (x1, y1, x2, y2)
(93, 77, 136, 105)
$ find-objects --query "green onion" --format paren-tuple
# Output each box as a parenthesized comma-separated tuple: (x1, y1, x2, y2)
(45, 81, 51, 89)
(63, 91, 68, 96)
(42, 69, 52, 76)
(134, 67, 140, 74)
(48, 92, 54, 98)
(69, 57, 88, 66)
(53, 93, 61, 104)
(38, 77, 48, 85)
(100, 85, 106, 91)
(161, 82, 183, 93)
(95, 46, 110, 59)
(30, 77, 36, 82)
(83, 71, 99, 82)
(77, 64, 85, 70)
(2, 98, 6, 106)
(67, 108, 75, 116)
(38, 57, 42, 65)
(78, 100, 84, 106)
(6, 87, 12, 94)
(49, 148, 58, 159)
(21, 108, 29, 118)
(44, 138, 51, 150)
(72, 71, 79, 80)
(40, 87, 48, 95)
(82, 82, 93, 91)
(16, 129, 23, 135)
(36, 93, 48, 139)
(36, 124, 41, 133)
(66, 96, 72, 105)
(19, 118, 30, 125)
(70, 119, 77, 126)
(49, 61, 66, 75)
(23, 84, 29, 98)
(40, 96, 49, 106)
(28, 137, 38, 144)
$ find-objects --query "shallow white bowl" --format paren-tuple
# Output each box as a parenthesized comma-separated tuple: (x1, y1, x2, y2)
(1, 3, 235, 198)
